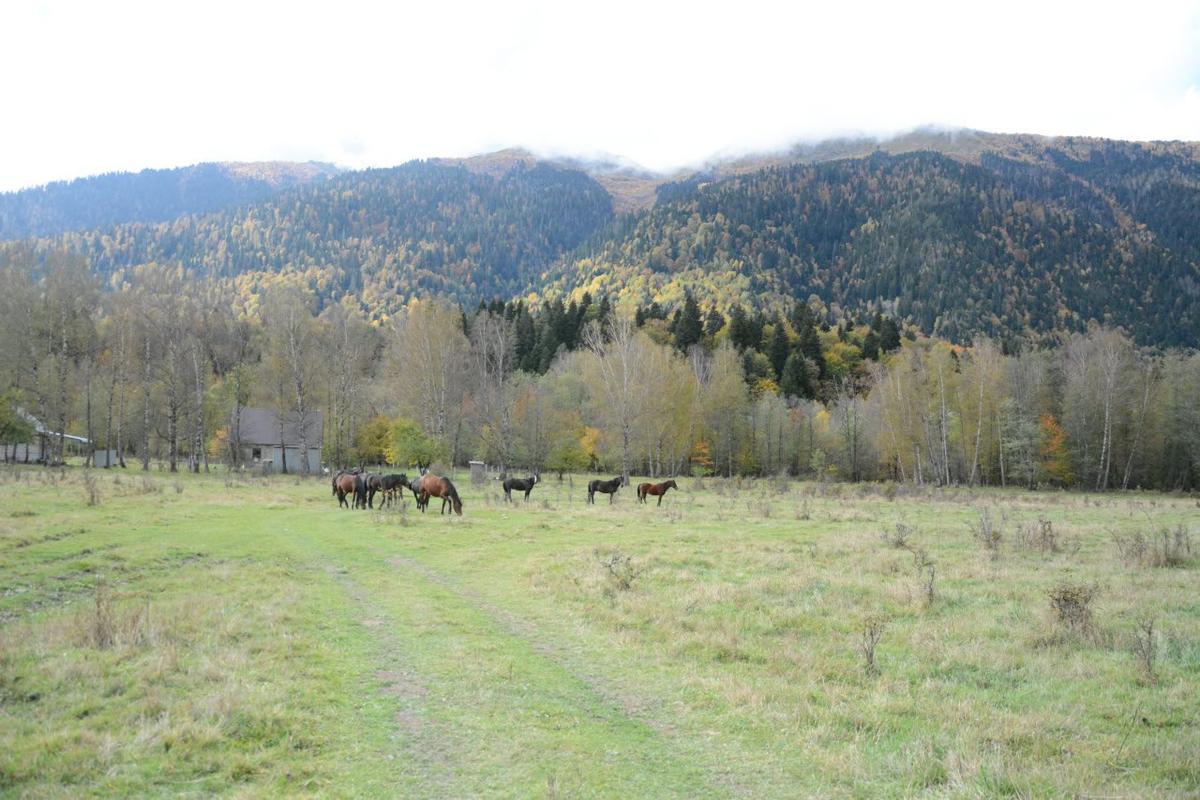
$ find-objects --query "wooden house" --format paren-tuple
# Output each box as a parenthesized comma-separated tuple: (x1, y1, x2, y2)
(235, 408, 323, 473)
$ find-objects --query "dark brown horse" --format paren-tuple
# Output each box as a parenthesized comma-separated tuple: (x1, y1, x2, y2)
(587, 476, 623, 504)
(409, 474, 429, 512)
(333, 472, 360, 509)
(331, 468, 359, 498)
(637, 479, 678, 506)
(418, 475, 462, 515)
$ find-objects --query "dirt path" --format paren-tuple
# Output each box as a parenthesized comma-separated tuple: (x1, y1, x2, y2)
(383, 554, 748, 797)
(321, 562, 461, 797)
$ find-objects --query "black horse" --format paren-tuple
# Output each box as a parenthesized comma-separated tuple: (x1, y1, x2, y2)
(587, 476, 623, 504)
(503, 474, 539, 503)
(357, 473, 385, 509)
(351, 474, 368, 509)
(379, 474, 410, 507)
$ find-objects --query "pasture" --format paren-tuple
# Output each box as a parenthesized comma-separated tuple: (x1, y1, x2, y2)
(0, 466, 1197, 798)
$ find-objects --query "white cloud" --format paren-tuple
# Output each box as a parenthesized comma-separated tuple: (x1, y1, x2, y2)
(1, 0, 1198, 190)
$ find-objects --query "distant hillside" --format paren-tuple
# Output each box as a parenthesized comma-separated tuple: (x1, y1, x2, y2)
(0, 161, 341, 240)
(544, 135, 1200, 347)
(440, 148, 665, 213)
(21, 159, 613, 310)
(5, 131, 1200, 346)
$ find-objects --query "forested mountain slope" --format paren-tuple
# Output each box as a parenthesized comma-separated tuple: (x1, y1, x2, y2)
(16, 160, 615, 311)
(549, 139, 1200, 346)
(0, 161, 340, 240)
(5, 132, 1200, 346)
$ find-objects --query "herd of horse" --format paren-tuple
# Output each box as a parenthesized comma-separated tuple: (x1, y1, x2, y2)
(332, 469, 463, 515)
(331, 469, 680, 513)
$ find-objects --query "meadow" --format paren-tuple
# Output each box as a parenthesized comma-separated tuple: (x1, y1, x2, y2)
(0, 465, 1197, 798)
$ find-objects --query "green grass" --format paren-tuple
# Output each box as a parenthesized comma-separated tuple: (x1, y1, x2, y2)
(1, 466, 1197, 797)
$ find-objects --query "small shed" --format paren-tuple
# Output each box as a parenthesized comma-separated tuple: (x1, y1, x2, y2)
(93, 449, 119, 467)
(236, 408, 324, 474)
(469, 460, 486, 487)
(1, 408, 89, 464)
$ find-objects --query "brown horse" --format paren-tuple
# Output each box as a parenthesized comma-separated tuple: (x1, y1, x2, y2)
(409, 474, 429, 512)
(637, 479, 678, 506)
(418, 475, 463, 516)
(334, 472, 360, 509)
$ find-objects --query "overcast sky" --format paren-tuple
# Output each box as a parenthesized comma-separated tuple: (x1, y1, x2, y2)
(2, 0, 1198, 191)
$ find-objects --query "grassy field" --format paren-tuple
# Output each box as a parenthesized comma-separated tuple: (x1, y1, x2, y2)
(0, 466, 1197, 798)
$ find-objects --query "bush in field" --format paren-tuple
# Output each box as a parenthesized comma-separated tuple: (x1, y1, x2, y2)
(1132, 618, 1158, 685)
(373, 503, 410, 527)
(910, 547, 936, 606)
(596, 549, 644, 593)
(859, 615, 887, 675)
(880, 522, 916, 549)
(1114, 526, 1193, 567)
(1048, 582, 1098, 641)
(970, 508, 1002, 556)
(91, 579, 115, 648)
(1016, 517, 1059, 553)
(81, 471, 100, 506)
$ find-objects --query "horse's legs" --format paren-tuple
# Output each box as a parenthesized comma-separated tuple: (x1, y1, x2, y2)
(504, 488, 511, 503)
(658, 493, 664, 506)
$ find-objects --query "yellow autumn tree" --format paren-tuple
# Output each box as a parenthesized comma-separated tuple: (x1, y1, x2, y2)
(1039, 414, 1073, 486)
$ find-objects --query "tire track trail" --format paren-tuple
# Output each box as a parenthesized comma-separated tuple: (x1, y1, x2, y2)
(385, 554, 748, 797)
(320, 563, 462, 798)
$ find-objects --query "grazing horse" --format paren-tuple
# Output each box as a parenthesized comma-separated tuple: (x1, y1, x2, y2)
(502, 474, 539, 503)
(333, 472, 359, 508)
(587, 476, 623, 504)
(418, 475, 463, 516)
(379, 474, 410, 507)
(637, 479, 678, 506)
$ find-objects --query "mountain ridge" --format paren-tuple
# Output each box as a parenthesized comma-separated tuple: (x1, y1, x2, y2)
(0, 161, 341, 240)
(3, 129, 1199, 347)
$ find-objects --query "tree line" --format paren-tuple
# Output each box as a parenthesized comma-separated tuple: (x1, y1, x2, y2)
(2, 248, 1197, 491)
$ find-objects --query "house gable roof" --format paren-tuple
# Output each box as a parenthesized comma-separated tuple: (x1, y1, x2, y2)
(237, 408, 324, 447)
